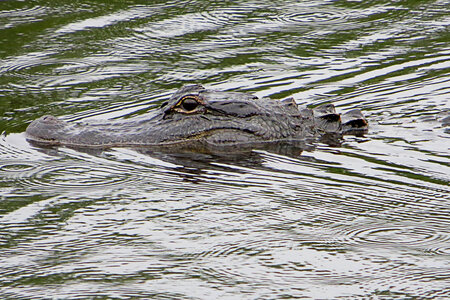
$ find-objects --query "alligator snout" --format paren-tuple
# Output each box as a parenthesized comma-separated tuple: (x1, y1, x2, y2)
(26, 115, 69, 144)
(29, 115, 68, 129)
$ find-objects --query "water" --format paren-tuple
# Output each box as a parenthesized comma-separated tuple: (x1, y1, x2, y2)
(1, 0, 449, 299)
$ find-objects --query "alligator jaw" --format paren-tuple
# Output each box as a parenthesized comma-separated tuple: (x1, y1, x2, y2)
(25, 115, 263, 148)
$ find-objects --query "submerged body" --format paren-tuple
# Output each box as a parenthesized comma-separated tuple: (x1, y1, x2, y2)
(26, 84, 368, 150)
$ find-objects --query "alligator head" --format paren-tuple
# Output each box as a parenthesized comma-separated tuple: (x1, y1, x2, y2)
(26, 84, 368, 150)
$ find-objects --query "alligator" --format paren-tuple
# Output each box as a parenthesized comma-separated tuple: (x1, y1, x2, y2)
(26, 84, 368, 152)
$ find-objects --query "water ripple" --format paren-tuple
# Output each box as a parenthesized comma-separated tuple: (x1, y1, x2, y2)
(0, 160, 139, 199)
(1, 55, 102, 84)
(272, 9, 348, 26)
(0, 136, 141, 194)
(0, 5, 48, 30)
(135, 9, 239, 39)
(55, 6, 156, 34)
(338, 223, 449, 249)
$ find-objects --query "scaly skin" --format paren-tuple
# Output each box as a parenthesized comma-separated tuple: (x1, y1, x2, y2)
(26, 84, 368, 149)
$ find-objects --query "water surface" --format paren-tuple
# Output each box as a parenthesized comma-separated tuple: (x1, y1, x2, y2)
(0, 0, 449, 299)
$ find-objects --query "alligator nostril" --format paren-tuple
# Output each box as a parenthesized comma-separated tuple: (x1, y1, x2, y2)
(41, 115, 59, 123)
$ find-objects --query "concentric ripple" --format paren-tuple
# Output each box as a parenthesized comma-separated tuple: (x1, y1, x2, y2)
(0, 134, 141, 192)
(332, 222, 450, 253)
(0, 161, 36, 174)
(1, 56, 104, 83)
(19, 161, 138, 191)
(273, 10, 348, 25)
(136, 11, 230, 38)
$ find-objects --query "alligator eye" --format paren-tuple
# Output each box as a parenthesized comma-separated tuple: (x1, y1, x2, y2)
(180, 97, 199, 112)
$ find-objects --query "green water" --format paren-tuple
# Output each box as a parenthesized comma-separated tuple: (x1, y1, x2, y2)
(1, 0, 449, 299)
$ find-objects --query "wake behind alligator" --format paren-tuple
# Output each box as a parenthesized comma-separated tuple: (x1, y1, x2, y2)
(26, 84, 368, 152)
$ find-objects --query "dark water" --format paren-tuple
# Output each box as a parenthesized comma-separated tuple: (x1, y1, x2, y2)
(1, 0, 449, 299)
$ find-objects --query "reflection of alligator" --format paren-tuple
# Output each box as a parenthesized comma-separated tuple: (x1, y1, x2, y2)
(26, 84, 368, 152)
